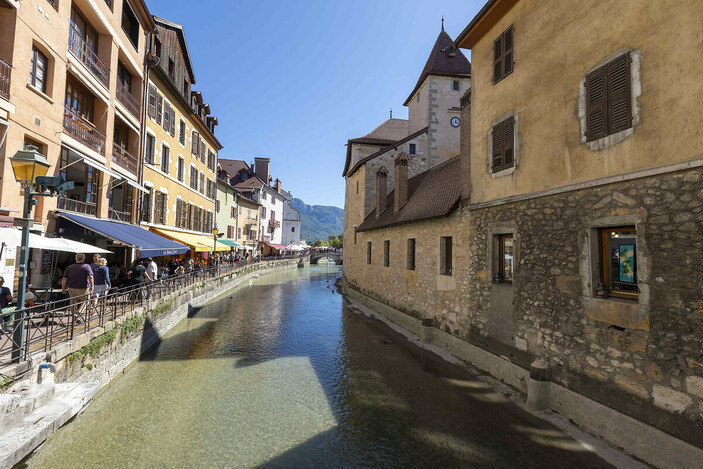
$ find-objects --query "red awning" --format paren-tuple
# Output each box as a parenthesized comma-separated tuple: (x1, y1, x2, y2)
(265, 243, 286, 250)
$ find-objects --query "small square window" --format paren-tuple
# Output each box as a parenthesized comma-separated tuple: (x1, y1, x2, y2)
(409, 144, 416, 155)
(440, 236, 452, 276)
(367, 242, 372, 265)
(598, 227, 638, 299)
(452, 80, 459, 91)
(407, 238, 416, 270)
(292, 227, 295, 232)
(384, 240, 390, 267)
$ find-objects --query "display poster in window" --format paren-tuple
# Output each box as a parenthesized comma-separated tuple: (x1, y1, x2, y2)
(619, 244, 635, 283)
(40, 250, 53, 275)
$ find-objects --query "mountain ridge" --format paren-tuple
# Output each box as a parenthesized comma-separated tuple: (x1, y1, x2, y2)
(291, 198, 344, 243)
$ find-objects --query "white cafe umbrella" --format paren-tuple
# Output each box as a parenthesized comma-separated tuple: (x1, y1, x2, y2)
(0, 228, 111, 253)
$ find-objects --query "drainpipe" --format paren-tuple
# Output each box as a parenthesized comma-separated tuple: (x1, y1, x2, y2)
(38, 361, 57, 385)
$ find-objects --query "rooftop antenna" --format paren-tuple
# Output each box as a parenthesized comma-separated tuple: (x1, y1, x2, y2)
(390, 107, 392, 119)
(441, 16, 444, 32)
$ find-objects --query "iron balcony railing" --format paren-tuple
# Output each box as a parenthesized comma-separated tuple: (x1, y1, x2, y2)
(112, 142, 139, 175)
(108, 207, 131, 222)
(0, 57, 11, 101)
(104, 0, 112, 9)
(268, 219, 281, 229)
(57, 196, 97, 216)
(68, 24, 110, 88)
(0, 254, 308, 365)
(46, 0, 59, 11)
(245, 217, 258, 226)
(64, 106, 106, 155)
(116, 84, 140, 118)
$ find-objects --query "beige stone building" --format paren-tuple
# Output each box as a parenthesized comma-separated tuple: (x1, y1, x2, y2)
(343, 0, 703, 463)
(0, 0, 154, 232)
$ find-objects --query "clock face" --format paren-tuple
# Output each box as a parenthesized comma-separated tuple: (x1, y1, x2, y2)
(451, 117, 461, 127)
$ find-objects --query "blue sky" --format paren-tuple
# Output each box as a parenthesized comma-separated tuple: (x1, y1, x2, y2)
(146, 0, 485, 208)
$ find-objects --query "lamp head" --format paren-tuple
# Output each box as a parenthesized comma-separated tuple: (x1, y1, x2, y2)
(10, 145, 51, 188)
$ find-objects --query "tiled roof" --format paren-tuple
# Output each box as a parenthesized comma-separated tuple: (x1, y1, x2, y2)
(218, 159, 250, 178)
(357, 156, 462, 232)
(346, 127, 429, 178)
(233, 177, 263, 190)
(343, 119, 410, 177)
(403, 30, 471, 105)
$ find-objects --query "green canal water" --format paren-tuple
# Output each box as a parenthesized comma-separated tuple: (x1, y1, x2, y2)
(21, 265, 614, 468)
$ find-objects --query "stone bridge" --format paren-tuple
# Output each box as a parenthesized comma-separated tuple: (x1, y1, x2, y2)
(310, 252, 342, 265)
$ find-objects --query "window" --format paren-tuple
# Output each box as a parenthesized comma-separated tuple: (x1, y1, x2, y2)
(160, 145, 169, 174)
(179, 121, 186, 145)
(145, 135, 155, 164)
(162, 102, 175, 136)
(121, 0, 139, 49)
(407, 238, 416, 270)
(191, 130, 199, 155)
(586, 53, 632, 142)
(154, 38, 161, 59)
(356, 181, 359, 194)
(30, 47, 48, 93)
(147, 84, 157, 119)
(238, 206, 242, 215)
(199, 172, 205, 194)
(65, 80, 94, 121)
(208, 150, 216, 172)
(168, 58, 175, 81)
(231, 206, 235, 218)
(492, 116, 515, 173)
(493, 26, 513, 84)
(498, 234, 514, 283)
(383, 240, 390, 267)
(262, 192, 266, 201)
(227, 225, 234, 239)
(177, 157, 184, 182)
(409, 143, 416, 155)
(367, 242, 372, 265)
(156, 93, 163, 125)
(599, 227, 638, 299)
(190, 166, 198, 190)
(261, 207, 266, 218)
(117, 61, 131, 92)
(183, 79, 189, 98)
(141, 188, 152, 222)
(154, 191, 167, 225)
(440, 236, 452, 276)
(354, 227, 357, 244)
(292, 227, 295, 232)
(216, 200, 220, 213)
(452, 80, 459, 91)
(237, 228, 242, 239)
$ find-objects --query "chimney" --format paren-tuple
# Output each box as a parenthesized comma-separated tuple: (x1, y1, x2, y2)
(394, 152, 409, 213)
(254, 157, 270, 183)
(459, 88, 472, 200)
(275, 178, 281, 193)
(375, 167, 388, 218)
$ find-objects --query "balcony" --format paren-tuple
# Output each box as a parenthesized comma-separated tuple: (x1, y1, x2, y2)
(57, 197, 97, 216)
(108, 208, 130, 222)
(262, 235, 271, 243)
(112, 142, 138, 175)
(116, 84, 140, 118)
(46, 0, 59, 11)
(0, 57, 10, 101)
(64, 107, 106, 155)
(68, 25, 110, 89)
(268, 219, 281, 229)
(245, 217, 257, 226)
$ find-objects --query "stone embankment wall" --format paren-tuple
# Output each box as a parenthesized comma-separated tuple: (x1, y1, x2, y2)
(45, 259, 301, 388)
(344, 168, 703, 461)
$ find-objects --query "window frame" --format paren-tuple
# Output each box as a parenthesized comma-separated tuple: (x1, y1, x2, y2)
(498, 233, 514, 284)
(409, 143, 416, 155)
(599, 226, 638, 300)
(160, 144, 169, 174)
(383, 240, 390, 267)
(30, 46, 49, 94)
(585, 52, 632, 142)
(491, 116, 515, 173)
(439, 236, 452, 276)
(367, 242, 372, 265)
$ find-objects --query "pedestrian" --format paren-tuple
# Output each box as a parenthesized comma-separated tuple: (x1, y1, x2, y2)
(89, 253, 101, 274)
(91, 258, 111, 305)
(0, 277, 13, 332)
(61, 253, 94, 323)
(175, 261, 185, 276)
(127, 259, 149, 301)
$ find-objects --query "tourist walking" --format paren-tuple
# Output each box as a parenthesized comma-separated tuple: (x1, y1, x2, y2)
(61, 254, 94, 323)
(0, 276, 13, 332)
(91, 258, 111, 306)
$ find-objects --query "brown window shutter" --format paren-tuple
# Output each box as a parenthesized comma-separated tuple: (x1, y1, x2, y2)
(156, 94, 163, 125)
(607, 53, 631, 134)
(162, 102, 169, 132)
(585, 65, 607, 141)
(503, 27, 513, 76)
(492, 120, 504, 171)
(169, 108, 176, 136)
(504, 117, 514, 167)
(147, 84, 156, 118)
(493, 36, 503, 83)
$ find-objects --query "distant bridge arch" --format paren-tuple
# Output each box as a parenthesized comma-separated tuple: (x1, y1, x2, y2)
(310, 252, 342, 265)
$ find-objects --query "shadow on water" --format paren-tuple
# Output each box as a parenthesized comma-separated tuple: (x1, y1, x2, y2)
(126, 267, 615, 468)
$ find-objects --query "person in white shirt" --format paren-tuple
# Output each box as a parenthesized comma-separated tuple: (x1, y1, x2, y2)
(146, 258, 158, 282)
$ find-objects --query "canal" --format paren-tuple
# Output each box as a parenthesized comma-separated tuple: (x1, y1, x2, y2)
(22, 265, 618, 468)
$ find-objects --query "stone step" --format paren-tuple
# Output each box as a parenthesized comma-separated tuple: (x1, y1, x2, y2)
(0, 382, 100, 468)
(0, 383, 55, 426)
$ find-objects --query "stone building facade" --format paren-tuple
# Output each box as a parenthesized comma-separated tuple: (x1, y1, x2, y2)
(343, 0, 703, 458)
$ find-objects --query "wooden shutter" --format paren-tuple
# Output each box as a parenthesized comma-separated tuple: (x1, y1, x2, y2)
(607, 53, 631, 134)
(162, 102, 169, 132)
(504, 117, 514, 167)
(169, 108, 176, 136)
(503, 27, 513, 76)
(147, 84, 156, 118)
(192, 131, 198, 154)
(492, 120, 504, 171)
(200, 138, 205, 162)
(586, 66, 607, 141)
(493, 35, 503, 83)
(156, 94, 163, 125)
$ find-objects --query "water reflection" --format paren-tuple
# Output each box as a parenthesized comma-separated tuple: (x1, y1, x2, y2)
(22, 265, 614, 468)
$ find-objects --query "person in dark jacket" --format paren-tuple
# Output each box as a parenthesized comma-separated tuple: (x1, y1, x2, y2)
(91, 258, 111, 305)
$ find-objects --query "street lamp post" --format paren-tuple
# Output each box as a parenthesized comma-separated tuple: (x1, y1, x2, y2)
(9, 145, 72, 363)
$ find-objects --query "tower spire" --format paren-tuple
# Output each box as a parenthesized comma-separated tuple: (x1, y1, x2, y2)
(441, 16, 444, 31)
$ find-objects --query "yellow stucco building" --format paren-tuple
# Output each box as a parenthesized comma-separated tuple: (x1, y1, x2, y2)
(140, 17, 223, 257)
